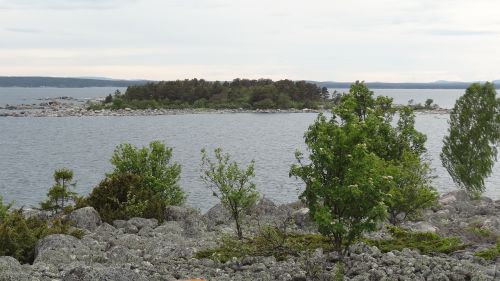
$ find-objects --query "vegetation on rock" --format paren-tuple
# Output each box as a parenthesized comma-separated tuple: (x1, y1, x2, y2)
(201, 148, 259, 239)
(195, 226, 333, 262)
(0, 209, 83, 264)
(40, 168, 78, 215)
(0, 196, 12, 221)
(474, 241, 500, 261)
(86, 141, 184, 222)
(365, 226, 466, 255)
(290, 81, 437, 254)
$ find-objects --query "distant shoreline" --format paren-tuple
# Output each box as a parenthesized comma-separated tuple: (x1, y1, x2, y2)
(0, 101, 451, 118)
(1, 76, 497, 89)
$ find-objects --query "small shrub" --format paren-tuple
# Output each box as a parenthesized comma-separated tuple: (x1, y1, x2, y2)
(201, 148, 259, 239)
(0, 209, 83, 264)
(40, 168, 78, 215)
(110, 141, 185, 206)
(365, 225, 466, 255)
(87, 173, 167, 223)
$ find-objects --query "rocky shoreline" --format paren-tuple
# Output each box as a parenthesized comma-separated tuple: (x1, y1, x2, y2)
(0, 98, 451, 118)
(1, 190, 500, 280)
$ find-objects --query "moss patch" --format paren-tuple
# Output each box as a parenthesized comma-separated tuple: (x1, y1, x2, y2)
(196, 226, 333, 262)
(474, 242, 500, 261)
(365, 226, 466, 255)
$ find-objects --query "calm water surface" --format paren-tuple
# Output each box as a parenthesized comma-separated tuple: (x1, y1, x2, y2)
(0, 88, 498, 211)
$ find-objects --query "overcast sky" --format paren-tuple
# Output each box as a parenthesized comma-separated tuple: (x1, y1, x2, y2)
(1, 0, 499, 82)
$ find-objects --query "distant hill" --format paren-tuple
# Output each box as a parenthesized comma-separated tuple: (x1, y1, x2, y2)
(312, 81, 499, 89)
(1, 76, 498, 89)
(0, 76, 150, 88)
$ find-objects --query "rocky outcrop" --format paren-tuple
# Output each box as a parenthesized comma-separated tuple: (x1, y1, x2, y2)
(1, 193, 500, 280)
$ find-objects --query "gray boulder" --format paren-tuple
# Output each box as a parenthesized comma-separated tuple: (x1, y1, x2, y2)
(0, 256, 30, 281)
(165, 205, 194, 222)
(0, 256, 21, 272)
(202, 203, 231, 229)
(128, 217, 158, 230)
(65, 207, 102, 231)
(249, 197, 277, 217)
(63, 265, 148, 281)
(34, 234, 89, 265)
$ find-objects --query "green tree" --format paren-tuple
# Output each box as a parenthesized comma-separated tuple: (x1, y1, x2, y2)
(110, 141, 185, 206)
(201, 148, 259, 239)
(339, 83, 436, 224)
(441, 82, 500, 196)
(290, 112, 389, 255)
(291, 82, 437, 254)
(41, 168, 77, 215)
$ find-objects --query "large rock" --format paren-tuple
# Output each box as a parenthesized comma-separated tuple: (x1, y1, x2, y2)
(34, 234, 89, 265)
(128, 217, 158, 230)
(165, 206, 204, 237)
(65, 207, 102, 231)
(202, 203, 231, 229)
(248, 197, 278, 217)
(0, 256, 21, 272)
(63, 265, 148, 281)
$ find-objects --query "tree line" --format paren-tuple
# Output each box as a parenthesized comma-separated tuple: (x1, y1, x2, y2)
(102, 78, 330, 110)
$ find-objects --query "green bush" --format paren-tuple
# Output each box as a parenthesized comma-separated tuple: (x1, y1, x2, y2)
(0, 209, 83, 264)
(365, 226, 466, 255)
(87, 141, 184, 223)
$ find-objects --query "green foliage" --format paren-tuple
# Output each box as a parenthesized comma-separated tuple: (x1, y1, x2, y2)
(341, 83, 436, 225)
(201, 148, 259, 239)
(383, 152, 438, 224)
(474, 242, 500, 260)
(0, 196, 12, 221)
(365, 226, 466, 255)
(116, 78, 328, 110)
(40, 168, 77, 215)
(86, 173, 140, 223)
(441, 82, 500, 196)
(195, 227, 333, 263)
(0, 209, 83, 264)
(291, 81, 436, 254)
(290, 110, 389, 253)
(110, 141, 184, 206)
(333, 262, 345, 281)
(87, 141, 184, 222)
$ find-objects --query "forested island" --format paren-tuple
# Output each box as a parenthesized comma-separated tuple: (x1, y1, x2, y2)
(94, 79, 331, 110)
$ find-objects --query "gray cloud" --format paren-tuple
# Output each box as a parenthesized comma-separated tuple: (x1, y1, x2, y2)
(5, 27, 42, 33)
(428, 29, 499, 36)
(0, 0, 136, 10)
